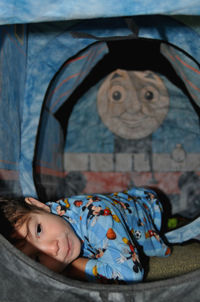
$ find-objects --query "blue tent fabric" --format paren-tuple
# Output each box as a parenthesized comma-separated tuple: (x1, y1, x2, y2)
(161, 43, 200, 107)
(0, 0, 200, 25)
(46, 42, 109, 114)
(20, 19, 133, 197)
(0, 24, 26, 196)
(16, 16, 200, 198)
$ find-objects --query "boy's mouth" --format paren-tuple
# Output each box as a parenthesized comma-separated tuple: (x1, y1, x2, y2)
(64, 235, 72, 261)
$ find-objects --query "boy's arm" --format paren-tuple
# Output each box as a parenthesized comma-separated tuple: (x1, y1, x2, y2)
(62, 257, 89, 281)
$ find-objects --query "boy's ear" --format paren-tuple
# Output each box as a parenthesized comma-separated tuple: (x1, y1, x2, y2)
(25, 197, 50, 212)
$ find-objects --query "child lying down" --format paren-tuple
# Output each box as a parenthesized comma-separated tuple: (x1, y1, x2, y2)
(0, 187, 200, 284)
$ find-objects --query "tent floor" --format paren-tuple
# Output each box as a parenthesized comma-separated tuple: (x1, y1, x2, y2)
(147, 241, 200, 281)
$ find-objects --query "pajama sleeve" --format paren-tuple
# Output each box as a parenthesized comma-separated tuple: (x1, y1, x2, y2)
(83, 213, 145, 284)
(85, 245, 144, 284)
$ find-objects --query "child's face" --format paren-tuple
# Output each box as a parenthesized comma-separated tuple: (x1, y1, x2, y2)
(15, 209, 81, 273)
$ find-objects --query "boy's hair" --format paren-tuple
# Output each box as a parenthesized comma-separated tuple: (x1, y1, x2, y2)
(0, 197, 43, 246)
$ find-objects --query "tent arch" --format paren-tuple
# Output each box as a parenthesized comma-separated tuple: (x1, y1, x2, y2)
(33, 36, 200, 202)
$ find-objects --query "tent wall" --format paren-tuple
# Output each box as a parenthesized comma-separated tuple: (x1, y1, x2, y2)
(0, 24, 27, 197)
(6, 15, 199, 199)
(0, 1, 200, 25)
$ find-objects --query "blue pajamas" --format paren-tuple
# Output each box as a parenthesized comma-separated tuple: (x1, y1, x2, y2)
(47, 187, 170, 283)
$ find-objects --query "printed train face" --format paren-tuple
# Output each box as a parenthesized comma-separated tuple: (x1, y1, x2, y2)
(97, 69, 169, 139)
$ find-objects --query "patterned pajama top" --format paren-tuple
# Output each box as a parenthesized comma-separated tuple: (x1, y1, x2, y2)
(47, 187, 171, 284)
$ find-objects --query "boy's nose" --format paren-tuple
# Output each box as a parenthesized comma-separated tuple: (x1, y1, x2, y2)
(42, 240, 59, 257)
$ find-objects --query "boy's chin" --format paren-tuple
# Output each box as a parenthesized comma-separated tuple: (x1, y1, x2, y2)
(50, 261, 69, 274)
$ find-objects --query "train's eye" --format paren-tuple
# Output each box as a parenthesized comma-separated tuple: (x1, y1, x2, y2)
(140, 85, 159, 104)
(144, 90, 154, 101)
(112, 90, 122, 101)
(109, 85, 126, 103)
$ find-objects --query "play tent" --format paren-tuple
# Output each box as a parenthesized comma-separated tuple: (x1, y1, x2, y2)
(0, 1, 200, 301)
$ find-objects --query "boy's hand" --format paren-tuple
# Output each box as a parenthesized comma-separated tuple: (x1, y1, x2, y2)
(63, 257, 89, 281)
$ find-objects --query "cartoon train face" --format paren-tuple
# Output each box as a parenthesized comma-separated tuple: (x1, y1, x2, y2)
(97, 69, 169, 139)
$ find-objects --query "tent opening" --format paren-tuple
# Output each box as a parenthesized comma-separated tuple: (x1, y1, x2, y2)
(33, 38, 200, 222)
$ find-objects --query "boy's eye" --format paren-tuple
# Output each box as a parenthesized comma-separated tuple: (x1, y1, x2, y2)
(36, 224, 42, 237)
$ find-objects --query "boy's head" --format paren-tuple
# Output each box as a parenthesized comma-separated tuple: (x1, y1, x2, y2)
(0, 197, 81, 273)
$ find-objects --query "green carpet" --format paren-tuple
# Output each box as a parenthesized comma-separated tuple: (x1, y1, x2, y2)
(147, 242, 200, 281)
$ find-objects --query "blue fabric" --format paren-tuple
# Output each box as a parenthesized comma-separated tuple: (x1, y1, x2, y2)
(166, 217, 200, 243)
(46, 42, 108, 114)
(0, 0, 200, 25)
(0, 16, 200, 202)
(0, 25, 26, 170)
(19, 20, 131, 197)
(47, 187, 170, 283)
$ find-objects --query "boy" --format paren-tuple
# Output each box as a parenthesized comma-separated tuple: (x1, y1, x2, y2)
(0, 188, 199, 284)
